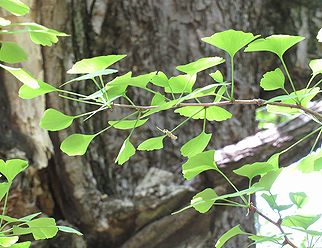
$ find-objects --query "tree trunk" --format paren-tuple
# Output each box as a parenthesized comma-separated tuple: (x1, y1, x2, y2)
(0, 0, 321, 247)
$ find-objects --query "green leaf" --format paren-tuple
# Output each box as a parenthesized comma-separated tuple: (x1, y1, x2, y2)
(115, 138, 136, 165)
(182, 150, 218, 180)
(252, 169, 282, 191)
(309, 59, 322, 77)
(19, 81, 57, 99)
(165, 74, 196, 94)
(0, 42, 27, 63)
(0, 0, 30, 16)
(63, 68, 118, 86)
(180, 132, 212, 158)
(214, 85, 227, 102)
(108, 72, 156, 89)
(296, 149, 322, 173)
(150, 71, 168, 87)
(215, 225, 247, 248)
(267, 87, 320, 114)
(40, 109, 74, 131)
(245, 35, 305, 58)
(248, 234, 284, 245)
(261, 193, 293, 211)
(282, 215, 321, 230)
(259, 68, 285, 91)
(233, 162, 275, 180)
(175, 106, 232, 121)
(0, 159, 28, 183)
(150, 92, 166, 106)
(6, 241, 31, 248)
(176, 57, 225, 75)
(0, 64, 39, 89)
(179, 84, 224, 103)
(57, 226, 82, 236)
(267, 153, 280, 170)
(202, 29, 259, 58)
(108, 119, 148, 130)
(191, 188, 218, 213)
(137, 136, 165, 151)
(0, 183, 10, 201)
(13, 218, 58, 240)
(19, 212, 42, 222)
(210, 70, 224, 83)
(68, 55, 126, 74)
(141, 99, 179, 118)
(60, 134, 95, 156)
(0, 236, 19, 247)
(289, 192, 308, 209)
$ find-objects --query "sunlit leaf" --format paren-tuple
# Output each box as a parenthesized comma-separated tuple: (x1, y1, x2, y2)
(137, 136, 165, 151)
(0, 159, 28, 183)
(0, 0, 30, 16)
(309, 59, 322, 77)
(180, 132, 212, 158)
(19, 212, 42, 222)
(210, 70, 224, 83)
(245, 35, 305, 58)
(0, 236, 19, 247)
(202, 29, 259, 58)
(182, 150, 218, 180)
(191, 188, 217, 213)
(8, 241, 31, 248)
(0, 182, 10, 201)
(0, 42, 27, 63)
(233, 162, 275, 180)
(259, 68, 285, 91)
(60, 134, 95, 156)
(40, 109, 75, 131)
(13, 218, 58, 240)
(176, 57, 225, 75)
(141, 99, 179, 118)
(215, 225, 247, 248)
(115, 138, 136, 165)
(165, 74, 196, 94)
(57, 226, 83, 236)
(150, 71, 168, 87)
(282, 215, 321, 230)
(248, 234, 284, 245)
(289, 192, 308, 209)
(67, 55, 126, 74)
(0, 64, 39, 89)
(108, 119, 148, 130)
(175, 106, 232, 121)
(19, 81, 57, 99)
(151, 92, 166, 106)
(261, 193, 293, 211)
(108, 71, 156, 89)
(252, 169, 282, 191)
(214, 85, 227, 102)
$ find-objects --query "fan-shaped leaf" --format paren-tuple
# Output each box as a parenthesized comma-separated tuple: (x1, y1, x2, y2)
(0, 159, 28, 183)
(282, 215, 321, 230)
(60, 134, 95, 156)
(210, 70, 224, 83)
(19, 81, 57, 99)
(202, 29, 259, 57)
(233, 162, 275, 180)
(175, 106, 232, 121)
(215, 225, 247, 248)
(40, 109, 75, 131)
(309, 59, 322, 76)
(259, 68, 285, 91)
(0, 236, 19, 247)
(180, 132, 212, 158)
(0, 0, 30, 16)
(108, 119, 148, 130)
(115, 138, 136, 165)
(0, 42, 27, 63)
(289, 192, 308, 209)
(138, 136, 165, 151)
(176, 57, 225, 75)
(191, 188, 218, 213)
(165, 74, 196, 93)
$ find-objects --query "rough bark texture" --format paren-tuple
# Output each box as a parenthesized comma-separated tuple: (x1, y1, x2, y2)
(0, 0, 322, 247)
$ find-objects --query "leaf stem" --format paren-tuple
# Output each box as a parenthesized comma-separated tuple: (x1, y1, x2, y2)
(280, 57, 299, 102)
(230, 57, 235, 100)
(0, 191, 9, 228)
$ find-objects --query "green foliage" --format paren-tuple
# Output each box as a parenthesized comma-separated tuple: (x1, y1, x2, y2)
(60, 134, 96, 156)
(259, 68, 285, 91)
(174, 106, 232, 121)
(0, 0, 29, 16)
(176, 57, 225, 75)
(289, 192, 308, 208)
(215, 225, 247, 248)
(180, 132, 212, 158)
(0, 42, 27, 63)
(137, 136, 165, 151)
(190, 188, 217, 213)
(115, 138, 136, 165)
(40, 109, 75, 131)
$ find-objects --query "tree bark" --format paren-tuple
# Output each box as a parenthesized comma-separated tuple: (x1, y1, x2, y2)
(0, 0, 321, 248)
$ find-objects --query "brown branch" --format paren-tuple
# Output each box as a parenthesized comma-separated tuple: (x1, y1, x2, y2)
(112, 99, 322, 121)
(249, 203, 298, 248)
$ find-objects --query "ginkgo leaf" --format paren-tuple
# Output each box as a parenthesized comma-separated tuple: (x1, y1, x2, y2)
(115, 138, 136, 165)
(165, 74, 196, 93)
(0, 236, 19, 247)
(150, 71, 169, 87)
(259, 68, 285, 91)
(282, 215, 321, 230)
(0, 0, 30, 16)
(252, 169, 282, 192)
(67, 55, 126, 74)
(289, 192, 308, 209)
(108, 72, 156, 89)
(0, 42, 28, 63)
(0, 64, 39, 89)
(309, 59, 322, 76)
(60, 134, 95, 156)
(108, 119, 148, 130)
(202, 29, 259, 57)
(180, 132, 212, 158)
(137, 136, 165, 151)
(191, 188, 218, 213)
(233, 162, 275, 180)
(176, 57, 225, 75)
(19, 81, 57, 99)
(261, 193, 293, 211)
(40, 109, 75, 131)
(151, 92, 166, 106)
(0, 159, 28, 183)
(210, 70, 224, 83)
(245, 35, 305, 58)
(215, 225, 247, 248)
(182, 150, 218, 180)
(57, 226, 83, 236)
(175, 106, 232, 121)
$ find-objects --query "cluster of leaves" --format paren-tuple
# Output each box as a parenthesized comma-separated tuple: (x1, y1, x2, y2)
(0, 0, 81, 247)
(0, 159, 81, 248)
(2, 0, 322, 247)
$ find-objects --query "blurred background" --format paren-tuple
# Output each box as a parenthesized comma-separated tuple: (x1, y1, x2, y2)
(1, 0, 322, 247)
